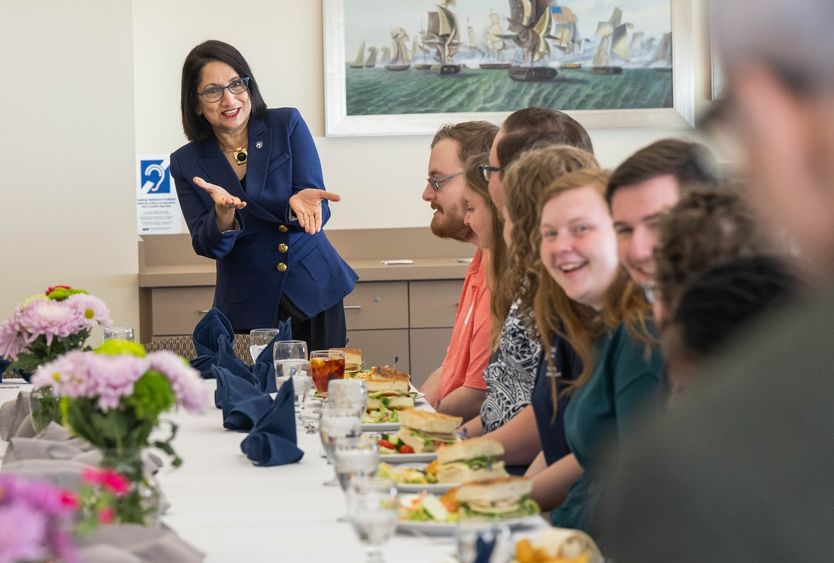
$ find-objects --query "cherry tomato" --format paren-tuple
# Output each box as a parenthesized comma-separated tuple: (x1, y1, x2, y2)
(378, 439, 395, 450)
(399, 445, 415, 454)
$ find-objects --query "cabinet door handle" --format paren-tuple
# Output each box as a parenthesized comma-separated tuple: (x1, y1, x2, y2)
(344, 305, 362, 310)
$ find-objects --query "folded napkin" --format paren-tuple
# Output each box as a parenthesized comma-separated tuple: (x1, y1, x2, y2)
(214, 366, 272, 432)
(0, 390, 35, 440)
(240, 377, 303, 466)
(77, 523, 204, 563)
(190, 308, 234, 378)
(0, 356, 10, 382)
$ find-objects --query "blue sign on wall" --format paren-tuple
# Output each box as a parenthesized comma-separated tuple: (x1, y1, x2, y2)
(139, 158, 171, 195)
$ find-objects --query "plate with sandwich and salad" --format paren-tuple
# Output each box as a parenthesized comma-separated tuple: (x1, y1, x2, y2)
(376, 409, 462, 463)
(378, 437, 510, 493)
(396, 476, 543, 536)
(360, 366, 415, 431)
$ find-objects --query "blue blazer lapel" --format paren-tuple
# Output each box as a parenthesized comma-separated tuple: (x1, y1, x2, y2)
(245, 118, 271, 203)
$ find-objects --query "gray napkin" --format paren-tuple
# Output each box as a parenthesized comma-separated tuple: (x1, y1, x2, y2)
(77, 523, 205, 563)
(0, 390, 34, 440)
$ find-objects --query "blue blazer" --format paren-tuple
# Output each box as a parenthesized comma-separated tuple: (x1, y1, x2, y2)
(170, 107, 357, 330)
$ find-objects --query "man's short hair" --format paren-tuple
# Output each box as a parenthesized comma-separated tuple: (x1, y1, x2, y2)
(606, 139, 721, 204)
(503, 107, 593, 154)
(431, 121, 498, 165)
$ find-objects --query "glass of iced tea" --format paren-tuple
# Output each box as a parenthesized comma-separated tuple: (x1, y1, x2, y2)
(310, 349, 346, 396)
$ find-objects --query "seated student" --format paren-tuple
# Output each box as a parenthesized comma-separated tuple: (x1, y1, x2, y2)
(535, 169, 665, 534)
(662, 256, 801, 399)
(652, 185, 774, 328)
(419, 121, 498, 419)
(457, 146, 599, 473)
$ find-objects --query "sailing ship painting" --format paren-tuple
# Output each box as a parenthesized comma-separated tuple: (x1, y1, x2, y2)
(338, 0, 674, 117)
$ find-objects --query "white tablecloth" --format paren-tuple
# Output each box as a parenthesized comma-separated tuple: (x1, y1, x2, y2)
(0, 380, 455, 563)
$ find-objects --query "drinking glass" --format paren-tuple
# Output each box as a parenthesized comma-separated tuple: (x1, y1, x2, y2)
(456, 521, 512, 563)
(328, 378, 367, 417)
(249, 328, 279, 362)
(310, 349, 345, 397)
(103, 326, 134, 342)
(334, 436, 379, 521)
(348, 477, 398, 563)
(274, 339, 309, 390)
(318, 406, 361, 485)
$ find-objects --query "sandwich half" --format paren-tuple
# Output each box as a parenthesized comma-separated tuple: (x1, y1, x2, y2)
(435, 438, 508, 483)
(452, 476, 540, 519)
(392, 409, 462, 453)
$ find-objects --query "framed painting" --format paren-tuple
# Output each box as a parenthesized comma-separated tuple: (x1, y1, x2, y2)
(324, 0, 695, 136)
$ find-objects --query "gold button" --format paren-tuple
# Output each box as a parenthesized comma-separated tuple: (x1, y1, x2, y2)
(278, 225, 288, 233)
(277, 262, 287, 272)
(277, 243, 288, 253)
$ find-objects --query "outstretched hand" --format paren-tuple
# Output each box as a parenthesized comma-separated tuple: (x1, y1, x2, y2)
(289, 188, 342, 234)
(193, 176, 247, 210)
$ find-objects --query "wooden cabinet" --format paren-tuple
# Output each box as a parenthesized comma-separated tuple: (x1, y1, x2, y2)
(343, 279, 462, 384)
(150, 287, 214, 336)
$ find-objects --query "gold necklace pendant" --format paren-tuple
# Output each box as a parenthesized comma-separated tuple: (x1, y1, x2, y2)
(232, 147, 247, 165)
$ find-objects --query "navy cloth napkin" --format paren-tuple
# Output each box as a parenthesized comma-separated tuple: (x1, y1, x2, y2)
(0, 357, 10, 382)
(215, 366, 272, 432)
(190, 308, 234, 378)
(474, 535, 497, 563)
(240, 377, 303, 466)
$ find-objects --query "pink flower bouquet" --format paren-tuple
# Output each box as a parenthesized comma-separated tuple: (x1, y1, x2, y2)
(32, 339, 207, 525)
(0, 473, 78, 563)
(0, 285, 112, 372)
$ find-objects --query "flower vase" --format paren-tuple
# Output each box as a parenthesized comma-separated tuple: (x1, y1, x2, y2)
(99, 448, 161, 527)
(29, 385, 62, 433)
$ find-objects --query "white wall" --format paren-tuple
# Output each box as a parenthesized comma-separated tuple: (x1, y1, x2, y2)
(0, 1, 138, 333)
(0, 0, 714, 331)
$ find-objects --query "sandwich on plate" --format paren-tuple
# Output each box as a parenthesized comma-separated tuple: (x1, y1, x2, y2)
(451, 476, 540, 520)
(378, 409, 462, 453)
(434, 438, 508, 483)
(363, 368, 415, 423)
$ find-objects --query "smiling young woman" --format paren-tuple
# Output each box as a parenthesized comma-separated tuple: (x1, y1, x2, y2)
(533, 169, 665, 534)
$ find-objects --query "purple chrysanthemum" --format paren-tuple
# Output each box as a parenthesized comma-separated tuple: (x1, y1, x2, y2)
(18, 299, 85, 346)
(66, 293, 112, 328)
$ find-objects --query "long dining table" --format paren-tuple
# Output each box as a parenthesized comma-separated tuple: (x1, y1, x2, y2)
(0, 379, 456, 562)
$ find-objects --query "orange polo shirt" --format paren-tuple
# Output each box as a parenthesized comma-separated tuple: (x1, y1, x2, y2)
(437, 249, 492, 401)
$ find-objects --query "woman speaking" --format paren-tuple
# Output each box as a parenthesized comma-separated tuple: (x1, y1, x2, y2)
(170, 40, 356, 349)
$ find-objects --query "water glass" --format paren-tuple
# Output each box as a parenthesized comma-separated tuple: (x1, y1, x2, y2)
(319, 406, 361, 485)
(103, 326, 134, 342)
(348, 477, 398, 563)
(456, 521, 512, 563)
(249, 328, 279, 362)
(274, 339, 309, 391)
(310, 349, 345, 396)
(328, 378, 367, 417)
(334, 436, 379, 493)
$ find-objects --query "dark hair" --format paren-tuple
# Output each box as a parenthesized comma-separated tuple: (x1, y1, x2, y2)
(431, 121, 498, 165)
(671, 255, 800, 362)
(502, 107, 594, 154)
(655, 185, 770, 315)
(606, 139, 721, 204)
(464, 153, 508, 348)
(180, 40, 269, 141)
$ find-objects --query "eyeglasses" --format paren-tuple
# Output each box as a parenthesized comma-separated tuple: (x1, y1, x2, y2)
(479, 163, 504, 182)
(426, 172, 462, 191)
(198, 77, 250, 103)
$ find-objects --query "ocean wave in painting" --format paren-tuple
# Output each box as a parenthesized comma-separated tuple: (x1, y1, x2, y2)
(346, 67, 672, 115)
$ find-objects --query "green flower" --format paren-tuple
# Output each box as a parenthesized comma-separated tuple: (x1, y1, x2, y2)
(125, 370, 175, 422)
(46, 286, 87, 301)
(95, 339, 146, 358)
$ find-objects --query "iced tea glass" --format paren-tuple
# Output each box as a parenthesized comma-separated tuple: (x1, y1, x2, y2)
(310, 349, 345, 397)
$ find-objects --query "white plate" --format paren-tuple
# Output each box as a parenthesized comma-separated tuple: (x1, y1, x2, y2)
(361, 421, 400, 432)
(396, 515, 545, 537)
(379, 452, 437, 464)
(397, 481, 456, 494)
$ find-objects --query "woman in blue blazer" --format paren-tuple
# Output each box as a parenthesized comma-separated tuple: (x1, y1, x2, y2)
(170, 40, 357, 349)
